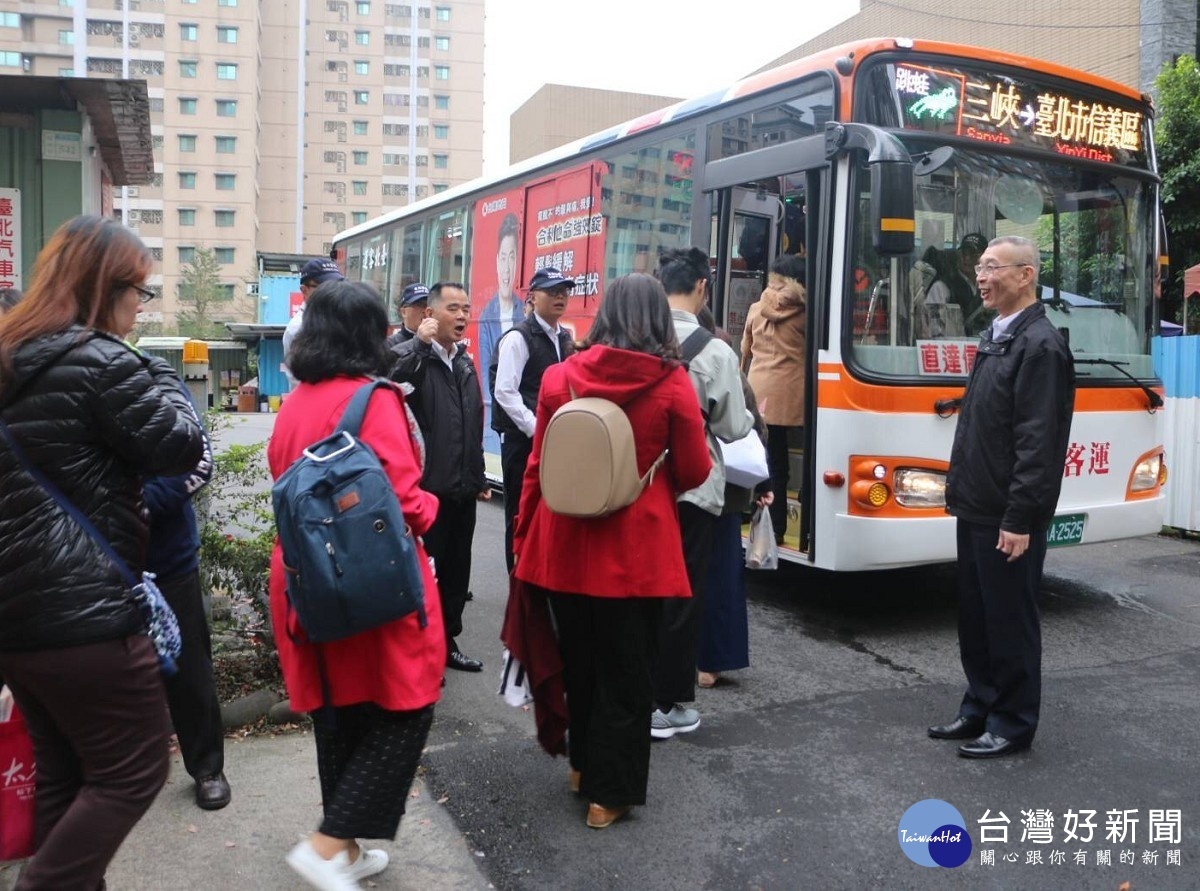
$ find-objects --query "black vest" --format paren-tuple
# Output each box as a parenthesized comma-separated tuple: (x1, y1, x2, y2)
(489, 317, 572, 437)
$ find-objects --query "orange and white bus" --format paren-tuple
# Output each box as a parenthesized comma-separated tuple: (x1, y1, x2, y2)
(333, 37, 1166, 570)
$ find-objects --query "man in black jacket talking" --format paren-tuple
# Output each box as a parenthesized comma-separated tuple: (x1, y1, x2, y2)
(930, 235, 1074, 759)
(389, 281, 490, 672)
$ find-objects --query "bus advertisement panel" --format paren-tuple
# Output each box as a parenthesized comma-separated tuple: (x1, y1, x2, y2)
(522, 162, 607, 345)
(470, 187, 523, 457)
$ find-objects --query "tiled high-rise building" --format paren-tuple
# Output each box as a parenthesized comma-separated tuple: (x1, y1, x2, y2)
(0, 0, 483, 328)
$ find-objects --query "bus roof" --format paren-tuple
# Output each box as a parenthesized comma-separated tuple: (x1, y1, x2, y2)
(334, 36, 1148, 246)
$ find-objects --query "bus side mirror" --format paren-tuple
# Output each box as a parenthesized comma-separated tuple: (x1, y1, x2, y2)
(825, 122, 916, 257)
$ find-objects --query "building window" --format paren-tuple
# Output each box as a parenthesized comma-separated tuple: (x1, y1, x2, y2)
(352, 180, 368, 196)
(215, 136, 236, 153)
(179, 209, 196, 226)
(434, 94, 449, 110)
(214, 247, 235, 264)
(215, 173, 236, 190)
(214, 210, 235, 227)
(354, 90, 369, 105)
(434, 124, 448, 139)
(178, 97, 197, 115)
(180, 24, 197, 41)
(1, 13, 20, 27)
(216, 63, 237, 80)
(435, 36, 449, 51)
(179, 60, 197, 78)
(353, 150, 368, 165)
(416, 66, 429, 80)
(178, 247, 196, 264)
(0, 52, 20, 68)
(354, 30, 369, 45)
(435, 6, 450, 21)
(352, 211, 368, 225)
(216, 99, 237, 117)
(178, 172, 196, 189)
(178, 135, 197, 152)
(353, 120, 368, 135)
(217, 0, 237, 6)
(433, 153, 448, 169)
(217, 27, 238, 44)
(59, 67, 74, 76)
(354, 60, 369, 75)
(59, 30, 74, 45)
(434, 65, 449, 80)
(356, 1, 370, 12)
(418, 36, 429, 48)
(433, 183, 448, 193)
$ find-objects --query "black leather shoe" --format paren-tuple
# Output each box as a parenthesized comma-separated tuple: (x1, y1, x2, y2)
(446, 647, 483, 673)
(195, 772, 231, 810)
(957, 732, 1030, 759)
(928, 715, 985, 740)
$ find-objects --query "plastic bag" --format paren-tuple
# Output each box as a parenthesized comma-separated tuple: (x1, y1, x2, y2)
(720, 431, 769, 488)
(0, 687, 36, 861)
(745, 505, 779, 570)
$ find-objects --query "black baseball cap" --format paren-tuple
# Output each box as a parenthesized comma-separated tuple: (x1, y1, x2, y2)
(300, 258, 344, 286)
(528, 267, 576, 292)
(400, 282, 430, 306)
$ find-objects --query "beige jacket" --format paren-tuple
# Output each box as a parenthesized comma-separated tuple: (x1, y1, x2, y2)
(741, 283, 807, 426)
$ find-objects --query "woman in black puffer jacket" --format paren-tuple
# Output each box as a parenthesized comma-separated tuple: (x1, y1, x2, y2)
(0, 216, 204, 891)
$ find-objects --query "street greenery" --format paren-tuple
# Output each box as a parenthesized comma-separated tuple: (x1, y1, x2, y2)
(1153, 54, 1200, 332)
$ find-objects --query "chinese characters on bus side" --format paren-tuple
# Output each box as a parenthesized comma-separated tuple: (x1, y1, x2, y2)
(0, 194, 18, 290)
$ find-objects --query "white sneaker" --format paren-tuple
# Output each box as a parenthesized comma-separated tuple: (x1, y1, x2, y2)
(285, 840, 360, 891)
(650, 705, 701, 739)
(345, 843, 389, 882)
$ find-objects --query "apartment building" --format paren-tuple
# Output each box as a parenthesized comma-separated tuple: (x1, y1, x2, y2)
(0, 0, 483, 328)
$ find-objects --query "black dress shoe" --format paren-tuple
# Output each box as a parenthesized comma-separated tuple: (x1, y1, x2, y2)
(195, 772, 231, 810)
(927, 715, 985, 740)
(958, 732, 1030, 759)
(446, 647, 483, 672)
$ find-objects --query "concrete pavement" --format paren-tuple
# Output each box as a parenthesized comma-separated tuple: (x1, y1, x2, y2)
(97, 729, 491, 890)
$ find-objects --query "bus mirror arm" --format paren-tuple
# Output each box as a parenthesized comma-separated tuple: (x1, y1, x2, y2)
(825, 123, 915, 257)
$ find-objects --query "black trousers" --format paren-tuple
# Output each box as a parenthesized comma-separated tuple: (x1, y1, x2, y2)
(313, 703, 434, 840)
(0, 635, 170, 891)
(548, 593, 660, 809)
(653, 502, 715, 707)
(160, 570, 224, 780)
(765, 425, 795, 541)
(422, 495, 477, 643)
(955, 519, 1045, 744)
(500, 433, 533, 573)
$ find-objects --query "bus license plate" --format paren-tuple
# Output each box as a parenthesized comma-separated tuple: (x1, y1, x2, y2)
(1045, 513, 1086, 548)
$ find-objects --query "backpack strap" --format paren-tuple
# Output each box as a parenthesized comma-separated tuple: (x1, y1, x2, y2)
(336, 380, 396, 437)
(681, 327, 714, 363)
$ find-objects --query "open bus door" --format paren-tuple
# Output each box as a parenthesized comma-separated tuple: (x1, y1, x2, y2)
(704, 133, 829, 561)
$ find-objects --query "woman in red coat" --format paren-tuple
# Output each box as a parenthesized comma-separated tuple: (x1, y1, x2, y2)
(513, 273, 710, 830)
(268, 281, 444, 890)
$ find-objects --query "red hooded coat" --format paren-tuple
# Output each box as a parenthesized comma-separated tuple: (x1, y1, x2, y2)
(513, 345, 710, 598)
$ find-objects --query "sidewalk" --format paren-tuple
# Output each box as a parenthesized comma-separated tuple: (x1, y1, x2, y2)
(2, 729, 492, 891)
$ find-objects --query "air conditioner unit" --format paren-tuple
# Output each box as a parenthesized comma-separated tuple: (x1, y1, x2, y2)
(128, 210, 141, 223)
(128, 31, 140, 46)
(127, 186, 139, 197)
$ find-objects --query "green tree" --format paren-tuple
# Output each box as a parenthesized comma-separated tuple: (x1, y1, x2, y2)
(1154, 54, 1200, 330)
(177, 247, 235, 339)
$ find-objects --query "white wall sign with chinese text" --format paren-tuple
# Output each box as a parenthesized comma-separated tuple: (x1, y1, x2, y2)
(41, 130, 83, 163)
(0, 188, 21, 291)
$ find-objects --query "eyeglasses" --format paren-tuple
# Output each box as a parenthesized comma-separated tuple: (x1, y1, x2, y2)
(974, 264, 1029, 277)
(133, 284, 157, 304)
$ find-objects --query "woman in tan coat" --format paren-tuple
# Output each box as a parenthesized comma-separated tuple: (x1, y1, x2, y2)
(741, 254, 807, 543)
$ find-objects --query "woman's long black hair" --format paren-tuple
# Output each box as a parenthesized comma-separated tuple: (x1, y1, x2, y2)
(580, 273, 681, 360)
(288, 280, 392, 383)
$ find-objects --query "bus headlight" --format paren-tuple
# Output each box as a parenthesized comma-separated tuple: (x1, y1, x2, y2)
(893, 468, 947, 508)
(1130, 454, 1163, 492)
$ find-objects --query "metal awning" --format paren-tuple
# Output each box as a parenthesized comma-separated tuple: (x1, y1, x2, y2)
(225, 323, 287, 343)
(0, 75, 153, 185)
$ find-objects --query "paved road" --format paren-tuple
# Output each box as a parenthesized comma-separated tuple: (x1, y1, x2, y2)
(14, 412, 1185, 890)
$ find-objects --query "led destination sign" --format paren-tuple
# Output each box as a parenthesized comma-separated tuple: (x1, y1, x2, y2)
(889, 62, 1148, 167)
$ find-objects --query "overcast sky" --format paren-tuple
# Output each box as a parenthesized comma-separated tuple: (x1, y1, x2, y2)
(480, 1, 860, 175)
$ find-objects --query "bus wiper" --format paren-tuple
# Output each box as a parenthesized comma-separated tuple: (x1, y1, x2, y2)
(1073, 358, 1163, 412)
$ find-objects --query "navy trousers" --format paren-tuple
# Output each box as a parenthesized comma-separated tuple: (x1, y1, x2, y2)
(955, 519, 1046, 744)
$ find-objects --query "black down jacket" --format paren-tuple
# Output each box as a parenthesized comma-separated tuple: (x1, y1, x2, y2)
(0, 327, 205, 651)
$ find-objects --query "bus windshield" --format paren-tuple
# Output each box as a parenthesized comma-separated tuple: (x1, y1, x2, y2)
(847, 141, 1157, 383)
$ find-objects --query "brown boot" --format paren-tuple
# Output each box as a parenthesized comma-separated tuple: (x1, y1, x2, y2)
(568, 768, 581, 794)
(586, 803, 630, 829)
